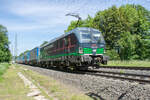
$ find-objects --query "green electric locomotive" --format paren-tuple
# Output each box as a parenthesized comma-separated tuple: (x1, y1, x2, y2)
(39, 27, 108, 69)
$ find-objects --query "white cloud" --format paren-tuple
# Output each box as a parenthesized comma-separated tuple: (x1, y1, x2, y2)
(0, 0, 112, 34)
(7, 25, 45, 31)
(2, 1, 78, 31)
(2, 0, 150, 33)
(6, 0, 104, 28)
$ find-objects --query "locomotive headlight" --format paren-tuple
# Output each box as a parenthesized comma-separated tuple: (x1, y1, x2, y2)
(79, 47, 83, 53)
(104, 49, 106, 53)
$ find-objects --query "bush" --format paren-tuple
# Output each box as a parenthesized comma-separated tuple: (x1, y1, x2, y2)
(105, 49, 120, 60)
(0, 63, 10, 79)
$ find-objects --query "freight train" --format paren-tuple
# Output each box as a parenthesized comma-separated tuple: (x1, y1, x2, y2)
(17, 27, 108, 69)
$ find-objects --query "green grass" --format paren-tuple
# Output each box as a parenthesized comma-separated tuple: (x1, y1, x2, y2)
(106, 60, 150, 67)
(0, 65, 33, 100)
(0, 63, 10, 80)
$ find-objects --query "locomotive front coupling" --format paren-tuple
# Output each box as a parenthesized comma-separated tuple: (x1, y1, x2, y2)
(91, 55, 109, 65)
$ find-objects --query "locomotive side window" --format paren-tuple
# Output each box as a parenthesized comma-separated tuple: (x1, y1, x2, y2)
(58, 40, 60, 49)
(64, 37, 69, 47)
(70, 33, 77, 45)
(53, 41, 57, 50)
(57, 41, 59, 49)
(60, 39, 63, 48)
(57, 40, 59, 49)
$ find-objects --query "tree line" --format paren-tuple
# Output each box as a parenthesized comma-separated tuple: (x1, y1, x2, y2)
(66, 4, 150, 60)
(0, 25, 11, 62)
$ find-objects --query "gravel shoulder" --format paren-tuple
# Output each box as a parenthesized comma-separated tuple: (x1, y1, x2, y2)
(18, 64, 93, 100)
(22, 64, 150, 100)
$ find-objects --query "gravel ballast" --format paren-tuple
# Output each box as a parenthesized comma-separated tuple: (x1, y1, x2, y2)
(23, 65, 150, 100)
(97, 68, 150, 76)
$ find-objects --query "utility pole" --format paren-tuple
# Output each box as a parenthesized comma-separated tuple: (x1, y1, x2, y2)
(14, 33, 17, 62)
(11, 44, 14, 63)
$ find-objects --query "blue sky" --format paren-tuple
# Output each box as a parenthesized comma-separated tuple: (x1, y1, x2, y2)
(0, 0, 150, 55)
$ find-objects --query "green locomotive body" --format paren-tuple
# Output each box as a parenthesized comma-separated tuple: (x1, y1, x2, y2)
(39, 27, 108, 68)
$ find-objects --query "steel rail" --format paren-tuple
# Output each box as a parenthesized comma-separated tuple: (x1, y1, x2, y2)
(82, 70, 150, 84)
(87, 70, 150, 77)
(99, 66, 150, 70)
(87, 72, 150, 83)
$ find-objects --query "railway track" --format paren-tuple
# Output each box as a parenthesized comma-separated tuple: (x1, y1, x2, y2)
(99, 66, 150, 70)
(21, 64, 150, 84)
(20, 64, 150, 100)
(82, 69, 150, 84)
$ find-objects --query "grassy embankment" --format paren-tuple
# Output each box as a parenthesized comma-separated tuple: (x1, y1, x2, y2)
(0, 63, 93, 100)
(19, 64, 93, 100)
(106, 60, 150, 67)
(0, 63, 33, 100)
(0, 63, 10, 81)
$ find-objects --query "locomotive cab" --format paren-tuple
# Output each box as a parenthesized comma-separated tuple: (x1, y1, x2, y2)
(75, 28, 108, 65)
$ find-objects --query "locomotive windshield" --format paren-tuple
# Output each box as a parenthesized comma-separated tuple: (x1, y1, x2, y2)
(82, 34, 91, 40)
(80, 30, 105, 44)
(93, 31, 105, 43)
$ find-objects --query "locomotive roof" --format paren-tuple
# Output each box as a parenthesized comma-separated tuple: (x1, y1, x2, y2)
(40, 27, 100, 48)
